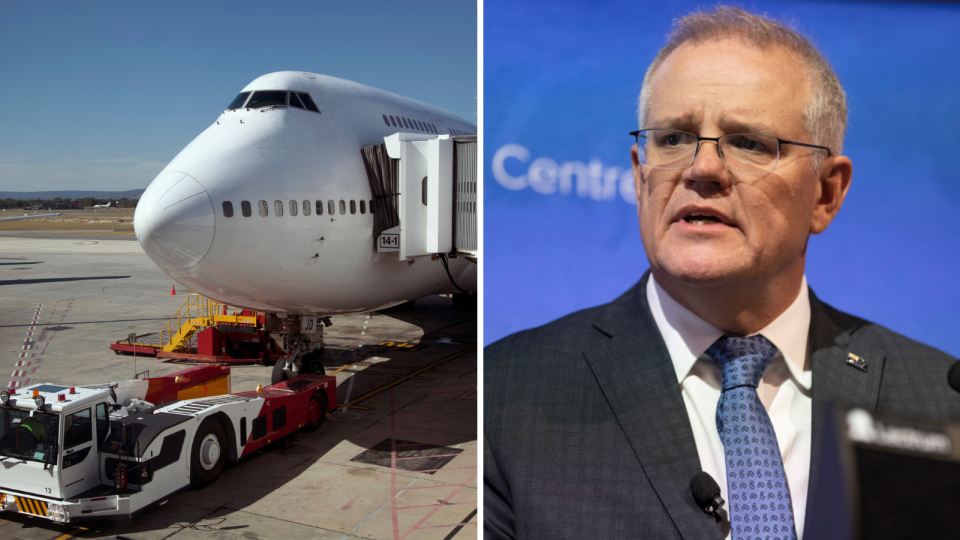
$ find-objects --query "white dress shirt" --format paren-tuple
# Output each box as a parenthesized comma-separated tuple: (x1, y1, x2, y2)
(646, 276, 813, 539)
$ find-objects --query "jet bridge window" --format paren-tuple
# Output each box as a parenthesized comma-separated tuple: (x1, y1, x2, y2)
(274, 200, 283, 217)
(339, 200, 346, 215)
(289, 93, 305, 109)
(258, 200, 268, 217)
(226, 92, 250, 110)
(246, 91, 287, 109)
(303, 200, 311, 216)
(241, 201, 252, 217)
(289, 200, 298, 216)
(222, 201, 234, 218)
(316, 200, 323, 215)
(297, 93, 320, 113)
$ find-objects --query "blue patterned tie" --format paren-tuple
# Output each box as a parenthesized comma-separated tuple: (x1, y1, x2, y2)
(708, 335, 797, 540)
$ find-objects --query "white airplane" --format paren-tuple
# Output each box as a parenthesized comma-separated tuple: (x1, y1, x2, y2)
(134, 72, 477, 382)
(93, 201, 118, 208)
(0, 212, 63, 222)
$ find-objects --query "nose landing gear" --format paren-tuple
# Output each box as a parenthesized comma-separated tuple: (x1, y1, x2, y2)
(269, 314, 331, 384)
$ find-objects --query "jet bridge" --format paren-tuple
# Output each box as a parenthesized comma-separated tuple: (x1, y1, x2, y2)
(362, 134, 477, 262)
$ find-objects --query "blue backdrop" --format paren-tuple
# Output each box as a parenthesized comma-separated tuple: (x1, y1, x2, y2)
(484, 0, 960, 357)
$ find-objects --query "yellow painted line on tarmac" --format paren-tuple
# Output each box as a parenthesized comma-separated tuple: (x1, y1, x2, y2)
(53, 526, 87, 540)
(333, 346, 476, 412)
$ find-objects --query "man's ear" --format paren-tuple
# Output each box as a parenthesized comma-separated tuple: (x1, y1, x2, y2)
(810, 155, 852, 235)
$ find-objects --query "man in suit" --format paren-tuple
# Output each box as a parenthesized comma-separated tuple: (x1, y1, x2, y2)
(484, 7, 960, 539)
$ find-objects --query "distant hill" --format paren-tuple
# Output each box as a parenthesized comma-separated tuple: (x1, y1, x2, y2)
(0, 189, 146, 200)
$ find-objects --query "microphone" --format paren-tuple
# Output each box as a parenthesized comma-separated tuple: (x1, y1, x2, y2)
(948, 360, 960, 394)
(690, 471, 725, 519)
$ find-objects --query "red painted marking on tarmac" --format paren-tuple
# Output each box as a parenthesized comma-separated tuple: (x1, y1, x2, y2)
(398, 472, 477, 540)
(340, 496, 359, 511)
(396, 501, 477, 510)
(390, 389, 400, 540)
(29, 367, 38, 374)
(18, 353, 26, 358)
(416, 522, 477, 530)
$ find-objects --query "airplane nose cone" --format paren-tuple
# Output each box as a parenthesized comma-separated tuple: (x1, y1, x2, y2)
(135, 172, 215, 272)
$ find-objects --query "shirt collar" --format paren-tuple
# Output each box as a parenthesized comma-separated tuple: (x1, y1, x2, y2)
(646, 275, 811, 390)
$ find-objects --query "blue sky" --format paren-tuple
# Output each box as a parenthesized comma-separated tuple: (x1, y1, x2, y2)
(0, 1, 478, 193)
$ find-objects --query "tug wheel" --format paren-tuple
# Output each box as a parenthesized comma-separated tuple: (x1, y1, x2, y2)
(303, 392, 328, 432)
(271, 358, 289, 385)
(190, 417, 226, 489)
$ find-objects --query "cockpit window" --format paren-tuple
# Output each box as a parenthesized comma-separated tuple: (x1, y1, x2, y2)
(289, 93, 305, 109)
(298, 93, 320, 113)
(227, 92, 250, 110)
(246, 91, 288, 109)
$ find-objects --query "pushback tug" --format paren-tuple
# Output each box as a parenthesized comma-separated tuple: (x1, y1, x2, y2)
(0, 365, 335, 523)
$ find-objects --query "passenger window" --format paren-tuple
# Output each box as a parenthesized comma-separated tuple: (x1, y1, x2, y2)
(298, 93, 320, 113)
(360, 200, 366, 214)
(339, 200, 346, 215)
(65, 408, 92, 449)
(316, 200, 323, 215)
(227, 92, 250, 110)
(289, 93, 305, 109)
(274, 200, 283, 217)
(241, 201, 252, 217)
(422, 177, 428, 205)
(303, 200, 311, 216)
(259, 200, 268, 217)
(328, 200, 334, 215)
(289, 200, 298, 216)
(222, 201, 234, 218)
(390, 116, 397, 127)
(382, 114, 390, 126)
(350, 200, 356, 214)
(246, 91, 287, 108)
(370, 200, 374, 214)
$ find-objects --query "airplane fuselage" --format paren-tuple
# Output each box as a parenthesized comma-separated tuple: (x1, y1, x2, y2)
(134, 72, 476, 315)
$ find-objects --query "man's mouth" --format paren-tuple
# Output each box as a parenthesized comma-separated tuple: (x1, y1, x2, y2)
(682, 215, 724, 226)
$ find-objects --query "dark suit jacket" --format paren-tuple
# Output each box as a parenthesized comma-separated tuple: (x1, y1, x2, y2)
(484, 273, 960, 539)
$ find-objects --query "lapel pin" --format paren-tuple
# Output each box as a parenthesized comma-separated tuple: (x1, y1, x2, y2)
(846, 352, 868, 372)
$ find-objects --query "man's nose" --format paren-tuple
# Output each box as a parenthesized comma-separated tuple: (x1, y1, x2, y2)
(685, 140, 731, 188)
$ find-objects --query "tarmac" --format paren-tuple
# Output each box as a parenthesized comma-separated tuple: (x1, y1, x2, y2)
(0, 236, 477, 540)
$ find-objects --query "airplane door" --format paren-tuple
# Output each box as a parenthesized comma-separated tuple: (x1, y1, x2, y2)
(59, 406, 99, 497)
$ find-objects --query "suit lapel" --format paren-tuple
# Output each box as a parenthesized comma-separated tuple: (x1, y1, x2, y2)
(805, 291, 886, 521)
(583, 273, 723, 540)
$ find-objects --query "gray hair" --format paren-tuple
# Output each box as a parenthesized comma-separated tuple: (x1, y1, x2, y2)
(638, 6, 847, 164)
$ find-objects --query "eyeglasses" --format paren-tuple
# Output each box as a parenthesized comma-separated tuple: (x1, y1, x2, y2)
(629, 129, 832, 174)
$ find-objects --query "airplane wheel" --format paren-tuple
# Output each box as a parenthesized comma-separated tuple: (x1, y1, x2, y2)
(301, 351, 326, 376)
(303, 391, 328, 432)
(271, 358, 289, 385)
(190, 417, 226, 489)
